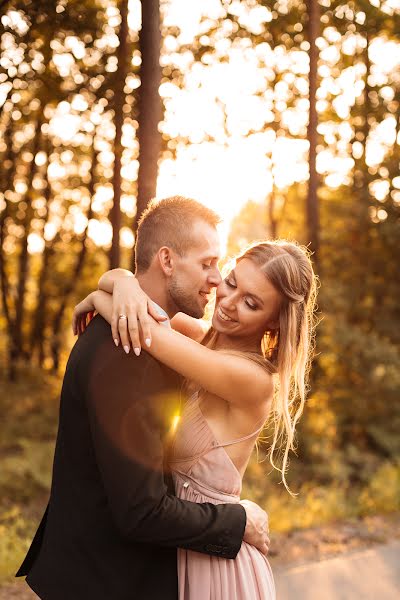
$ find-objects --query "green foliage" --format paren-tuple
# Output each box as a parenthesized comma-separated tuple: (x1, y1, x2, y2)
(1, 439, 54, 502)
(267, 485, 354, 533)
(0, 363, 60, 582)
(243, 459, 400, 534)
(359, 462, 400, 516)
(0, 505, 37, 583)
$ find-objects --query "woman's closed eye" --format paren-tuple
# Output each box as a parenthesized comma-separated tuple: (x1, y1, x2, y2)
(225, 277, 236, 288)
(245, 299, 257, 311)
(225, 278, 257, 310)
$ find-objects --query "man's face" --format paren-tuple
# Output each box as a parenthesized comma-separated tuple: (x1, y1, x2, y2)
(168, 220, 222, 318)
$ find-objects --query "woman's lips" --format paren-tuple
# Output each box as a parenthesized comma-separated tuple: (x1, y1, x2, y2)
(217, 306, 236, 323)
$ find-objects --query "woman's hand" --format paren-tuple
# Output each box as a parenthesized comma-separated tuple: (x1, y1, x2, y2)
(111, 276, 167, 355)
(72, 292, 96, 336)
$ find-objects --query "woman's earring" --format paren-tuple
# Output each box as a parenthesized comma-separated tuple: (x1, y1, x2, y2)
(264, 329, 279, 361)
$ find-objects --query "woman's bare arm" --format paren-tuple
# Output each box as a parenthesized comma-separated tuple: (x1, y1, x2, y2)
(91, 290, 273, 410)
(98, 268, 134, 293)
(170, 313, 209, 342)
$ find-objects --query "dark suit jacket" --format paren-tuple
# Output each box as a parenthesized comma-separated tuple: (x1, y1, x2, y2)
(17, 315, 246, 599)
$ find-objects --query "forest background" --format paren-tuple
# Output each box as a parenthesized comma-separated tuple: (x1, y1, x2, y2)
(1, 0, 399, 583)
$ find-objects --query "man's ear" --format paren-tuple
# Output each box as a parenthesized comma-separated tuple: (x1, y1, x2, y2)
(157, 247, 174, 276)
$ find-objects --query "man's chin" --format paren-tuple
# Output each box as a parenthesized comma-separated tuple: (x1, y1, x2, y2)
(170, 289, 205, 319)
(187, 307, 205, 319)
(180, 302, 205, 320)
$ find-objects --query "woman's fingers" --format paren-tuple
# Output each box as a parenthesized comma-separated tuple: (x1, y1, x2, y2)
(110, 276, 164, 354)
(72, 307, 82, 335)
(148, 302, 168, 323)
(128, 316, 141, 355)
(117, 313, 132, 354)
(111, 311, 120, 347)
(137, 308, 153, 349)
(111, 302, 161, 356)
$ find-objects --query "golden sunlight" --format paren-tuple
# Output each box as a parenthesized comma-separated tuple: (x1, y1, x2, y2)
(15, 0, 400, 253)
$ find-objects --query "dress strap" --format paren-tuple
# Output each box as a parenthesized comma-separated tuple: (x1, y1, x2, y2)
(169, 422, 264, 467)
(215, 421, 265, 449)
(193, 390, 265, 449)
(169, 392, 265, 466)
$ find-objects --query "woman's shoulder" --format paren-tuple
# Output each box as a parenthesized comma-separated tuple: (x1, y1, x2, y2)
(170, 313, 209, 342)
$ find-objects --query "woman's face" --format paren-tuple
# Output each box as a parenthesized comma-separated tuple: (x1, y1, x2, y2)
(212, 258, 282, 346)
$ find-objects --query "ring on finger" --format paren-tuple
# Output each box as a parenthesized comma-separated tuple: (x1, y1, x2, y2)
(118, 314, 128, 321)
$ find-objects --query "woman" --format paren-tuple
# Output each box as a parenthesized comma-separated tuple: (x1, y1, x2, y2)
(73, 240, 318, 600)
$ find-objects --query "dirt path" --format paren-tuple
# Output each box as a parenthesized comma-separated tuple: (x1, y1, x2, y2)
(268, 512, 400, 569)
(274, 540, 400, 600)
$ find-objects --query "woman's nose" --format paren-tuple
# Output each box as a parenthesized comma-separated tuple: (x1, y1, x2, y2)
(219, 293, 237, 313)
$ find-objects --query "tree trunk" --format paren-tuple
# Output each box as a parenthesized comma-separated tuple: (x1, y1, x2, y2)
(268, 187, 278, 239)
(109, 0, 129, 269)
(131, 0, 162, 270)
(13, 116, 42, 369)
(0, 116, 14, 333)
(306, 0, 320, 265)
(51, 147, 97, 372)
(0, 116, 17, 380)
(29, 140, 52, 366)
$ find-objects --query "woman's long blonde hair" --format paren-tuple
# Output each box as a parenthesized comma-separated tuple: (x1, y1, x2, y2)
(203, 240, 318, 492)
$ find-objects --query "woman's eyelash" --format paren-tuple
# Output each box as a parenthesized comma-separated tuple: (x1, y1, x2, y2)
(245, 301, 257, 310)
(225, 279, 235, 287)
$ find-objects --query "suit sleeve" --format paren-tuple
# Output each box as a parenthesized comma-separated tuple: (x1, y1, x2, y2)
(86, 348, 246, 559)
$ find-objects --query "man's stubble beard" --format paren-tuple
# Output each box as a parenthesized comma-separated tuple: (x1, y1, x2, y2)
(168, 277, 204, 319)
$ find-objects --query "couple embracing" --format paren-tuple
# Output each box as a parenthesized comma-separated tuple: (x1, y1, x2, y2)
(17, 196, 317, 599)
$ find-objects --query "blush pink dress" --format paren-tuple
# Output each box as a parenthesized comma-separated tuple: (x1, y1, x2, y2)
(169, 393, 276, 600)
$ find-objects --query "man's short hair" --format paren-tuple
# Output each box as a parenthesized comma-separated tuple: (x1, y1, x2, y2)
(135, 196, 221, 273)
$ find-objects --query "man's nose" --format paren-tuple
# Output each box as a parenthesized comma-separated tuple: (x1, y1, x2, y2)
(208, 267, 222, 286)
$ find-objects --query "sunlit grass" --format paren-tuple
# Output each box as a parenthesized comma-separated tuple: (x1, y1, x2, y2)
(0, 360, 60, 583)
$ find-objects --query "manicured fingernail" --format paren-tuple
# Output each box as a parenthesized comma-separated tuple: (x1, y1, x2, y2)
(145, 338, 151, 347)
(114, 339, 119, 347)
(123, 345, 130, 354)
(134, 347, 141, 356)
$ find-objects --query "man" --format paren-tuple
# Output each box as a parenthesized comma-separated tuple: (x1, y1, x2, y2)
(17, 197, 269, 599)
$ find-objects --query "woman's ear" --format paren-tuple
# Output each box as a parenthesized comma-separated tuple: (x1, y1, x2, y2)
(158, 247, 174, 276)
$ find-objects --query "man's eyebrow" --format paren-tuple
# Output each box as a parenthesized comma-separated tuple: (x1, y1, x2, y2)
(232, 269, 264, 305)
(203, 254, 219, 261)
